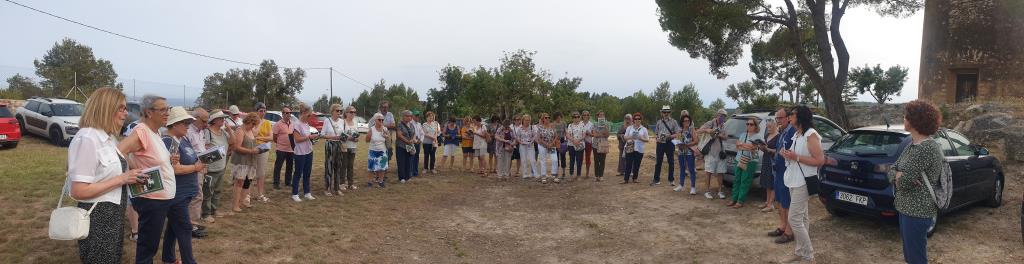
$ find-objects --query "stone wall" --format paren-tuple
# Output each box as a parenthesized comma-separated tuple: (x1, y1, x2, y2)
(918, 0, 1024, 104)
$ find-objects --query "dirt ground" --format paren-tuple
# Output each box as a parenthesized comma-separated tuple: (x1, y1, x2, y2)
(3, 136, 1022, 263)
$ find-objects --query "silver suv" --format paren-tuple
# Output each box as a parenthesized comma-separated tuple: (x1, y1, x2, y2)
(15, 97, 84, 146)
(721, 112, 847, 188)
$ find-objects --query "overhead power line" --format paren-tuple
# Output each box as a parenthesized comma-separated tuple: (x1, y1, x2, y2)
(3, 0, 372, 88)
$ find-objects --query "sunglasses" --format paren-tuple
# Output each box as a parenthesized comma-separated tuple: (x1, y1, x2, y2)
(348, 111, 357, 113)
(633, 118, 642, 120)
(572, 116, 580, 118)
(541, 117, 549, 119)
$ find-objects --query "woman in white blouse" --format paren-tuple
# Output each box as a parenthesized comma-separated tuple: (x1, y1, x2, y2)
(68, 87, 144, 263)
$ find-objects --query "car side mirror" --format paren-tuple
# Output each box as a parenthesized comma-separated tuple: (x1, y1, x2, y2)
(973, 145, 989, 156)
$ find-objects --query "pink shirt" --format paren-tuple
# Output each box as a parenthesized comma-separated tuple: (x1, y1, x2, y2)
(126, 123, 176, 200)
(273, 121, 294, 152)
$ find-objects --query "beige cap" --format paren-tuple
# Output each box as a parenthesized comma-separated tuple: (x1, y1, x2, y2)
(208, 110, 229, 124)
(717, 108, 728, 115)
(228, 105, 241, 115)
(166, 106, 195, 126)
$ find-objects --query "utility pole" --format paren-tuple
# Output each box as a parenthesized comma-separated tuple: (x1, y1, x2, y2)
(329, 66, 334, 102)
(132, 79, 136, 101)
(183, 85, 186, 108)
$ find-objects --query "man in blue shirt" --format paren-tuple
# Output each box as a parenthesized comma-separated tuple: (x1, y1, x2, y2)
(770, 107, 797, 244)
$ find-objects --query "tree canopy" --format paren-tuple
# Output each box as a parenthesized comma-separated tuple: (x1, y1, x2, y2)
(848, 64, 909, 104)
(350, 80, 421, 118)
(656, 0, 924, 128)
(195, 59, 306, 111)
(33, 38, 121, 101)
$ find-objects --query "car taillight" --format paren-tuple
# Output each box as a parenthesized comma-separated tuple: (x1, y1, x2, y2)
(880, 210, 898, 217)
(874, 163, 893, 173)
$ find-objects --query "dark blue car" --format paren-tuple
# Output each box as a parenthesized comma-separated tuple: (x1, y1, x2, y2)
(819, 125, 1005, 236)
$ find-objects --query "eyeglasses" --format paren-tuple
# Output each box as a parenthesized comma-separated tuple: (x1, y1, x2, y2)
(348, 111, 357, 114)
(746, 123, 757, 127)
(149, 107, 169, 113)
(572, 116, 580, 118)
(333, 110, 342, 113)
(541, 117, 549, 119)
(117, 105, 128, 113)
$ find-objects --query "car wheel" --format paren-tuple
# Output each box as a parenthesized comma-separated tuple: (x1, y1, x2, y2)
(16, 116, 25, 131)
(49, 126, 64, 146)
(926, 215, 938, 238)
(985, 177, 1003, 208)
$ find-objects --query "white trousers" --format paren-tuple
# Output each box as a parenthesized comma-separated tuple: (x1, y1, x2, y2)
(519, 144, 539, 178)
(536, 144, 558, 177)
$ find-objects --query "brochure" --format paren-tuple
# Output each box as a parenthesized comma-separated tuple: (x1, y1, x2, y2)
(257, 142, 272, 154)
(128, 166, 163, 198)
(198, 146, 225, 164)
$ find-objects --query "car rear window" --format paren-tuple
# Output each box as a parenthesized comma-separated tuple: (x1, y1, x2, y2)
(831, 131, 907, 157)
(0, 107, 12, 118)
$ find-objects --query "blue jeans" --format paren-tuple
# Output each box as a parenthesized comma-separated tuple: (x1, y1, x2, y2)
(678, 153, 697, 188)
(397, 145, 413, 181)
(162, 196, 196, 264)
(899, 213, 933, 264)
(292, 154, 313, 195)
(131, 197, 170, 264)
(653, 142, 675, 183)
(568, 146, 584, 176)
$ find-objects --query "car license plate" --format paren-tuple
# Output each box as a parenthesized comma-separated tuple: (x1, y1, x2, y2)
(0, 135, 6, 140)
(836, 191, 868, 206)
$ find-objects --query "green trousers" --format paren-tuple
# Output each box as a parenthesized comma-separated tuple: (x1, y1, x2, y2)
(731, 161, 758, 203)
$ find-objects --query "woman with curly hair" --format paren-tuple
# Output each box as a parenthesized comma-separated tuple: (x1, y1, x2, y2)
(890, 100, 944, 264)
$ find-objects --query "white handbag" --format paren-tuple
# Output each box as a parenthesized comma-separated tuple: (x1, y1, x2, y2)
(48, 176, 97, 240)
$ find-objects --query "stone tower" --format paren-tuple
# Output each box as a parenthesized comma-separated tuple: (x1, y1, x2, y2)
(918, 0, 1024, 104)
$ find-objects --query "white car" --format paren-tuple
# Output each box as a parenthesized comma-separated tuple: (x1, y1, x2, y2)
(15, 97, 83, 146)
(355, 116, 369, 134)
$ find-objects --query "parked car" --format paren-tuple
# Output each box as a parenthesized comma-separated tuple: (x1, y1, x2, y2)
(0, 103, 22, 148)
(120, 101, 142, 136)
(355, 116, 369, 134)
(722, 112, 848, 188)
(819, 125, 1004, 236)
(312, 113, 326, 131)
(15, 97, 83, 146)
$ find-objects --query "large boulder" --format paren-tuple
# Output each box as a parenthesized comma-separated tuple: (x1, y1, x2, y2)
(960, 112, 1016, 142)
(1003, 129, 1024, 162)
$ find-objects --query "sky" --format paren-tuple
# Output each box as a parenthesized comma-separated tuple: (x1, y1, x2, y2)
(0, 0, 925, 107)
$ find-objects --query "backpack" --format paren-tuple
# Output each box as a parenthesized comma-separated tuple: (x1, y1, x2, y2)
(920, 159, 953, 210)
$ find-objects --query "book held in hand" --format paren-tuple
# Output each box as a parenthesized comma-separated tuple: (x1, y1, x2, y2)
(198, 146, 225, 164)
(257, 142, 272, 154)
(128, 166, 163, 198)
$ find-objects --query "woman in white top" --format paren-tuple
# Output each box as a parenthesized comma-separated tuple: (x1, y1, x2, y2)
(566, 111, 587, 179)
(421, 112, 441, 174)
(67, 87, 144, 263)
(321, 104, 346, 196)
(471, 115, 490, 176)
(622, 112, 649, 184)
(366, 113, 389, 188)
(517, 114, 540, 179)
(778, 105, 826, 263)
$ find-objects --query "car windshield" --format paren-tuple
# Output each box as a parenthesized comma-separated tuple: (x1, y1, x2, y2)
(830, 131, 906, 157)
(0, 107, 12, 118)
(263, 113, 281, 122)
(724, 117, 758, 138)
(52, 104, 84, 116)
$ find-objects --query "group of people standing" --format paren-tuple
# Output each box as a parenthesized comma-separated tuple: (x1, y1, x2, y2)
(61, 84, 944, 263)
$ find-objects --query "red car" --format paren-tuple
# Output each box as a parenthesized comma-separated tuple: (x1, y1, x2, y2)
(0, 104, 21, 148)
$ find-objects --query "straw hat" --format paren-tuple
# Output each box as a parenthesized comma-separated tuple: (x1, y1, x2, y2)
(166, 106, 195, 126)
(660, 105, 672, 112)
(717, 108, 728, 115)
(208, 110, 229, 124)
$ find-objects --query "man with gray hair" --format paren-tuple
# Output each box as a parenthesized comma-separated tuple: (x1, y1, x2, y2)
(617, 113, 633, 176)
(185, 108, 209, 238)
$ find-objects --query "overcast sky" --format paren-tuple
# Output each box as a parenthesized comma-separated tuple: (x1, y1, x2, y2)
(0, 0, 924, 107)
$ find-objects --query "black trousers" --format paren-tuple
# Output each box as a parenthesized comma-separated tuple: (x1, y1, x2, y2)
(273, 150, 294, 186)
(624, 152, 643, 182)
(653, 142, 675, 183)
(423, 144, 437, 170)
(594, 153, 607, 177)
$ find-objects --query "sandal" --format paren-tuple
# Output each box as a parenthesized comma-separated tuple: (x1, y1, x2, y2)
(731, 203, 744, 209)
(768, 228, 785, 237)
(725, 201, 736, 207)
(757, 203, 768, 209)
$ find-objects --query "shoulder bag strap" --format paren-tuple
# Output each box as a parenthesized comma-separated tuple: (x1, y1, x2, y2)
(58, 175, 99, 213)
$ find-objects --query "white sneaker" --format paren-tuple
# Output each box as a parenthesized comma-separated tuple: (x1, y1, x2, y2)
(673, 186, 683, 192)
(718, 192, 726, 199)
(304, 193, 316, 200)
(689, 188, 697, 195)
(291, 195, 302, 202)
(704, 192, 714, 199)
(400, 179, 407, 183)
